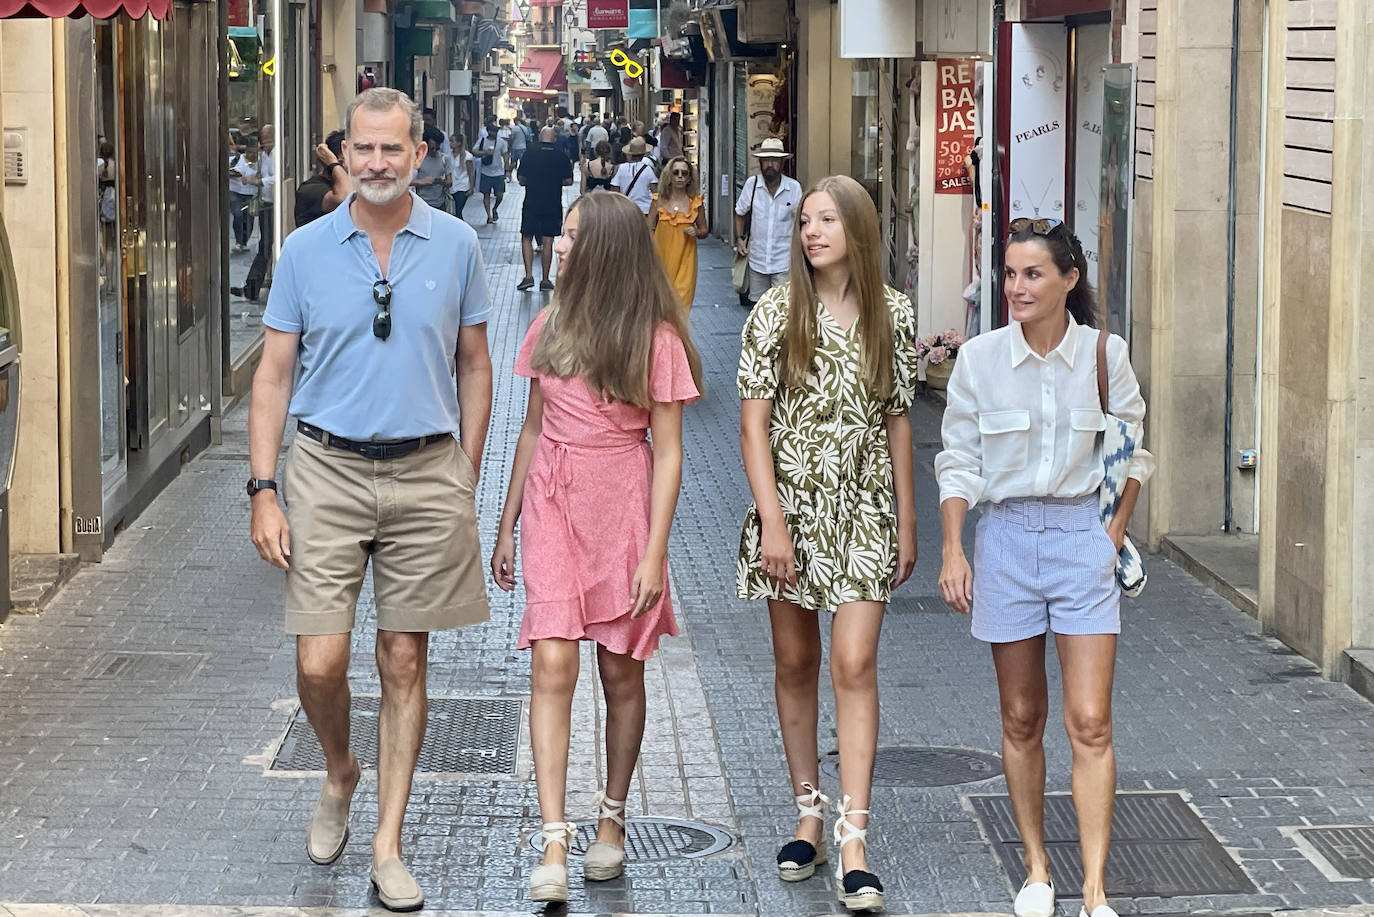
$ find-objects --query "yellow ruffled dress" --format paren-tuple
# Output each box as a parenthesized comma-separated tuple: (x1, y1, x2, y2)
(652, 194, 703, 313)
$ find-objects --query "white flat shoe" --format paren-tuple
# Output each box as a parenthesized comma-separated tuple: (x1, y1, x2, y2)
(1080, 906, 1118, 917)
(530, 821, 577, 903)
(584, 791, 628, 881)
(1014, 879, 1055, 917)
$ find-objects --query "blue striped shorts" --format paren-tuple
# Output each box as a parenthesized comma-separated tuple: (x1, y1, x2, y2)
(971, 495, 1121, 643)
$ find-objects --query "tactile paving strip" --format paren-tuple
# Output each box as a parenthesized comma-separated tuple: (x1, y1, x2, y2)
(969, 792, 1256, 897)
(822, 746, 1003, 787)
(1299, 826, 1374, 879)
(531, 817, 734, 861)
(271, 695, 522, 776)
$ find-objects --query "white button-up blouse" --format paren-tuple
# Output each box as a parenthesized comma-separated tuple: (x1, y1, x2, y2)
(935, 317, 1156, 508)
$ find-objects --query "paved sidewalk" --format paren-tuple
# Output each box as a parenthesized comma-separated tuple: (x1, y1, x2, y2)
(2, 183, 1374, 917)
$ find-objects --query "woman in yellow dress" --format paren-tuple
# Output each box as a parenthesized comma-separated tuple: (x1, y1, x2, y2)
(648, 156, 707, 314)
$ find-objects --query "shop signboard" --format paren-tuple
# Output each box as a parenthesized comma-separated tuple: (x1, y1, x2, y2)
(1006, 23, 1067, 222)
(587, 0, 628, 29)
(480, 72, 499, 93)
(935, 58, 976, 194)
(227, 0, 251, 28)
(1072, 23, 1110, 291)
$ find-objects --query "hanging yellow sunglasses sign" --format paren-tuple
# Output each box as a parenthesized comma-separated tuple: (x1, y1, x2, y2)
(261, 56, 276, 77)
(609, 49, 644, 80)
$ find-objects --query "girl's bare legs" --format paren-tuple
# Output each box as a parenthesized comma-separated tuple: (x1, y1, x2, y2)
(530, 638, 579, 867)
(830, 600, 885, 873)
(768, 598, 825, 846)
(991, 635, 1052, 885)
(595, 644, 647, 847)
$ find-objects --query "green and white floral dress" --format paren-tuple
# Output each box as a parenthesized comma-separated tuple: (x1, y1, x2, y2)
(736, 283, 919, 612)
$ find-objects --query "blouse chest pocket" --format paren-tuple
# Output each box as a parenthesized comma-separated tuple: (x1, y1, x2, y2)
(979, 410, 1031, 473)
(1068, 408, 1106, 469)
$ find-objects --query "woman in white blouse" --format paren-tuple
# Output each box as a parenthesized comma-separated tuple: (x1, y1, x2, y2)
(935, 218, 1154, 917)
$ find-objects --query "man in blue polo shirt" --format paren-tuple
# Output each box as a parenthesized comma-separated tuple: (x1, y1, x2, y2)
(248, 87, 492, 911)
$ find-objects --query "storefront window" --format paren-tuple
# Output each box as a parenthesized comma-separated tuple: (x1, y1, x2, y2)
(94, 21, 124, 473)
(226, 0, 276, 365)
(851, 60, 880, 207)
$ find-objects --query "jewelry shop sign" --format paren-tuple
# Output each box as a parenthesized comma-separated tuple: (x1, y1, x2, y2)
(587, 0, 629, 29)
(935, 58, 976, 194)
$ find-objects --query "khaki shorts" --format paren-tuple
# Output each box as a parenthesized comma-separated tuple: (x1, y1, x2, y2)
(282, 433, 490, 635)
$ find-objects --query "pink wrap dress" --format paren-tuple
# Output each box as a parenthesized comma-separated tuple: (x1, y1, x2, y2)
(514, 311, 700, 660)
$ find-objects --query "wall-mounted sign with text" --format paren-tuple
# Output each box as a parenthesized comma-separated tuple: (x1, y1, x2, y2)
(934, 58, 976, 194)
(587, 0, 629, 29)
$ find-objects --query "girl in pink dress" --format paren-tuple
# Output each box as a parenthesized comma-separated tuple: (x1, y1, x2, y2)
(490, 191, 703, 904)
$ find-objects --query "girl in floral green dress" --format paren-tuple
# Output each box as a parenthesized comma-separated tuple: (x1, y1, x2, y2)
(736, 174, 919, 912)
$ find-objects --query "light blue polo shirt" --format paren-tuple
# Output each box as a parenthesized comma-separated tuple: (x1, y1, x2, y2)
(263, 190, 489, 441)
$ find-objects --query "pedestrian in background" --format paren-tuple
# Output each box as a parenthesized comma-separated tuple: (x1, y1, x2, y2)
(734, 138, 802, 305)
(228, 141, 258, 252)
(648, 155, 706, 315)
(516, 126, 574, 292)
(491, 191, 702, 906)
(412, 126, 451, 210)
(612, 137, 656, 215)
(658, 111, 684, 161)
(509, 114, 529, 171)
(737, 174, 919, 914)
(248, 87, 492, 913)
(448, 133, 476, 222)
(243, 123, 276, 302)
(582, 140, 616, 193)
(475, 118, 509, 223)
(293, 130, 352, 228)
(935, 218, 1154, 917)
(557, 121, 582, 170)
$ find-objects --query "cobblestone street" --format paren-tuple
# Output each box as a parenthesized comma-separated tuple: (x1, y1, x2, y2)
(3, 186, 1374, 917)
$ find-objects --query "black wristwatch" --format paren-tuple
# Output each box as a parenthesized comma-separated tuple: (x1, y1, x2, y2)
(246, 478, 278, 497)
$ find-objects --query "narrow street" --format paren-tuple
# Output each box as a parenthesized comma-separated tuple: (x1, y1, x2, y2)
(1, 185, 1374, 917)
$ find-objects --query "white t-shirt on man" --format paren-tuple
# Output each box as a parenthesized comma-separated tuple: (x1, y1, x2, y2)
(612, 160, 656, 214)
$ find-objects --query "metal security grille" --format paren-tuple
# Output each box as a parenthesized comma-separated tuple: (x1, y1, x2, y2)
(271, 695, 522, 776)
(84, 652, 206, 682)
(1299, 826, 1374, 879)
(532, 817, 734, 862)
(970, 793, 1256, 897)
(823, 746, 1003, 787)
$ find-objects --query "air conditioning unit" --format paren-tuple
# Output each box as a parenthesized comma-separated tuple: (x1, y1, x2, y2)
(449, 69, 475, 96)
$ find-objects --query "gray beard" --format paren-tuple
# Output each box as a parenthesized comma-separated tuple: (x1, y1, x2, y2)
(353, 172, 411, 205)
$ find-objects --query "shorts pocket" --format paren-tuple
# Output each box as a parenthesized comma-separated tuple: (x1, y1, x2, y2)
(1070, 408, 1107, 470)
(979, 409, 1031, 472)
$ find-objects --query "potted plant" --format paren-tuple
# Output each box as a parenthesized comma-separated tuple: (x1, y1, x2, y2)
(916, 328, 965, 391)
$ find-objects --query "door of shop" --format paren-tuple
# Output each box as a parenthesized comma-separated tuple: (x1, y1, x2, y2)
(109, 8, 215, 479)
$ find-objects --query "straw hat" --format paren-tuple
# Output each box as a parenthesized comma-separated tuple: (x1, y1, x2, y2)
(623, 136, 649, 157)
(752, 137, 792, 159)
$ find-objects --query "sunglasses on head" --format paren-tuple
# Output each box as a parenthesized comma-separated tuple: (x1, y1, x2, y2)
(372, 279, 392, 341)
(1009, 217, 1064, 236)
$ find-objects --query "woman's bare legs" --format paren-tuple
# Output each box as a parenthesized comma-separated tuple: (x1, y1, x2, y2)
(595, 644, 647, 848)
(991, 635, 1052, 886)
(1056, 633, 1118, 911)
(530, 638, 579, 867)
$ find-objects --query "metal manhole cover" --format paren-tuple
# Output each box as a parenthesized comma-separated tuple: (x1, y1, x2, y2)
(271, 695, 522, 776)
(84, 652, 206, 682)
(1298, 826, 1374, 878)
(531, 817, 733, 861)
(970, 793, 1256, 897)
(823, 746, 1003, 787)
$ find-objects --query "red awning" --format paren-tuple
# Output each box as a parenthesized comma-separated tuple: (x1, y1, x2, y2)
(517, 48, 567, 92)
(1, 0, 170, 15)
(659, 57, 693, 89)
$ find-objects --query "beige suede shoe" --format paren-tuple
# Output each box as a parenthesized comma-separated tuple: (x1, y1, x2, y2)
(371, 857, 424, 912)
(531, 821, 578, 903)
(305, 757, 360, 865)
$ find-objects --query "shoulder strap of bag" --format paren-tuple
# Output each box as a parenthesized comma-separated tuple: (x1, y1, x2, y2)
(625, 163, 649, 194)
(1096, 329, 1110, 414)
(742, 176, 759, 239)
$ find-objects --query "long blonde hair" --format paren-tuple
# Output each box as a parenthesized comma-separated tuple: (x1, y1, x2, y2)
(782, 175, 894, 401)
(530, 191, 704, 407)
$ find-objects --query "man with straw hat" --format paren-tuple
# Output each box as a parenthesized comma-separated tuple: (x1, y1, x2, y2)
(734, 137, 802, 304)
(612, 135, 658, 215)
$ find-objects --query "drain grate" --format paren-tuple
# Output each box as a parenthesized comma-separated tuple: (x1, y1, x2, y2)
(271, 695, 522, 776)
(824, 746, 1003, 787)
(1299, 826, 1374, 879)
(85, 652, 206, 682)
(531, 817, 734, 861)
(970, 792, 1256, 897)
